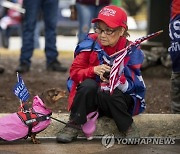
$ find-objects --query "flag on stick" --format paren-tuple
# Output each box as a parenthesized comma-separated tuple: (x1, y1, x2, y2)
(110, 30, 163, 58)
(109, 30, 163, 94)
(13, 72, 30, 102)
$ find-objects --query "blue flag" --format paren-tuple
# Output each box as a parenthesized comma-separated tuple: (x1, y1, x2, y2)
(13, 73, 30, 102)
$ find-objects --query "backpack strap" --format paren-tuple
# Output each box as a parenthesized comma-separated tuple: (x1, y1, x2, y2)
(90, 37, 98, 51)
(74, 37, 97, 57)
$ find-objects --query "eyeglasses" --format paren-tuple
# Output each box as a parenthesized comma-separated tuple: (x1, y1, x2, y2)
(94, 27, 118, 35)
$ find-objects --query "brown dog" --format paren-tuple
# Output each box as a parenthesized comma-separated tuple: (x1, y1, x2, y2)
(30, 88, 66, 143)
(0, 88, 66, 144)
(39, 88, 66, 110)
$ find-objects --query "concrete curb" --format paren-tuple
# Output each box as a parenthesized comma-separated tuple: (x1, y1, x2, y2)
(0, 113, 179, 138)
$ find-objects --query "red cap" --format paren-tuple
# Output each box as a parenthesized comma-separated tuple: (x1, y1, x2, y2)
(92, 5, 127, 29)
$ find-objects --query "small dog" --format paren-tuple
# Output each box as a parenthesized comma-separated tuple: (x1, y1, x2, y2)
(0, 88, 65, 144)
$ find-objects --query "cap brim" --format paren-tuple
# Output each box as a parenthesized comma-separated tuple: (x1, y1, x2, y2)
(92, 18, 119, 28)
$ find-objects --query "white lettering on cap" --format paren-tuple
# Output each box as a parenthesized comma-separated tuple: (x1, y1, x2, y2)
(100, 8, 116, 17)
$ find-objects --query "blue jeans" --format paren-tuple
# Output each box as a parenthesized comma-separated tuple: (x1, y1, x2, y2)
(34, 20, 44, 49)
(76, 3, 105, 43)
(0, 24, 22, 48)
(20, 0, 58, 65)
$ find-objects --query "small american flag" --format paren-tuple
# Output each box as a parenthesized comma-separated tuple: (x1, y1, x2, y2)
(109, 30, 163, 94)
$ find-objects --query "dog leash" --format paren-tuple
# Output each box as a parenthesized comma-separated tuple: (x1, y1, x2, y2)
(32, 111, 81, 130)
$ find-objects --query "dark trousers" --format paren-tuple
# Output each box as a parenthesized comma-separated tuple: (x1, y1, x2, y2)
(21, 0, 58, 65)
(171, 72, 180, 113)
(70, 79, 134, 132)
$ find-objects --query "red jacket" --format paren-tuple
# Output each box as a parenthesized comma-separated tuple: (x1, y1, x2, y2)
(68, 33, 127, 110)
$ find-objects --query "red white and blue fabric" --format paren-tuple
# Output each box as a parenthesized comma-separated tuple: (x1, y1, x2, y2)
(109, 30, 163, 94)
(101, 45, 146, 115)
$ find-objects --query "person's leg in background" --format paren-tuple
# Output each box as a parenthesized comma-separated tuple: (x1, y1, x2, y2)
(171, 73, 180, 113)
(1, 27, 10, 48)
(76, 3, 108, 43)
(93, 4, 106, 27)
(42, 0, 67, 72)
(34, 20, 43, 49)
(76, 3, 94, 43)
(16, 0, 41, 73)
(169, 14, 180, 114)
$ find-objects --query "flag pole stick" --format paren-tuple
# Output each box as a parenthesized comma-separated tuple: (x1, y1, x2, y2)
(109, 30, 163, 58)
(16, 72, 23, 110)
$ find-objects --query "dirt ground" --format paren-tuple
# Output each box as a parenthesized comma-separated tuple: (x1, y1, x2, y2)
(0, 48, 172, 114)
